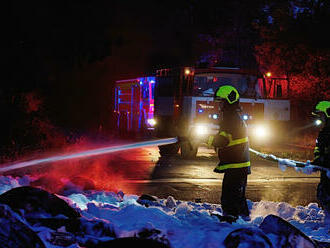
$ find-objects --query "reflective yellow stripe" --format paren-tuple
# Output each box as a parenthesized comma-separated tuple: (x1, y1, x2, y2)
(219, 131, 231, 139)
(228, 137, 249, 147)
(208, 136, 214, 147)
(218, 131, 248, 147)
(215, 161, 250, 170)
(314, 147, 320, 157)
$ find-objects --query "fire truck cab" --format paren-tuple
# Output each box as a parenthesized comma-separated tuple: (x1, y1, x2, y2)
(114, 67, 290, 158)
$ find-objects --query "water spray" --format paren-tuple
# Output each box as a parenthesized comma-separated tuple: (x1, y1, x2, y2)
(0, 138, 178, 173)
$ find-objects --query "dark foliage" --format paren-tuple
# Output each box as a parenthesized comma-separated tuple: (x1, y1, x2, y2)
(254, 0, 330, 117)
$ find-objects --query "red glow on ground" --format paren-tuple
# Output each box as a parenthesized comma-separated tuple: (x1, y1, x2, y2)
(1, 90, 159, 195)
(29, 141, 157, 195)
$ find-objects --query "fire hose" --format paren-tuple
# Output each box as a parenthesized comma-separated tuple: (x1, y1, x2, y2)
(1, 137, 329, 179)
(249, 148, 330, 178)
(0, 138, 178, 173)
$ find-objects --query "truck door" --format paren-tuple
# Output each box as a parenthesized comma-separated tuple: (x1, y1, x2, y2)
(241, 102, 264, 121)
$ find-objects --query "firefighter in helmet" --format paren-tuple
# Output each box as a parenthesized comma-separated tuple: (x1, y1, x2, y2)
(312, 100, 330, 222)
(208, 85, 250, 221)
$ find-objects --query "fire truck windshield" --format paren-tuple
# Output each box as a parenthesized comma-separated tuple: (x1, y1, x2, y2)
(192, 73, 260, 98)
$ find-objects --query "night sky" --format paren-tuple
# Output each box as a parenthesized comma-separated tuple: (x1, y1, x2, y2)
(2, 0, 330, 157)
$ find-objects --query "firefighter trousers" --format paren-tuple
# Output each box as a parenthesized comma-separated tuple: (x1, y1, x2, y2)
(317, 171, 330, 214)
(221, 168, 249, 218)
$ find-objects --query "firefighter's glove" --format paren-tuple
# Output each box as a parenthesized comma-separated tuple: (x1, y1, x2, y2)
(300, 160, 314, 175)
(278, 158, 295, 171)
(207, 136, 214, 148)
(327, 170, 330, 179)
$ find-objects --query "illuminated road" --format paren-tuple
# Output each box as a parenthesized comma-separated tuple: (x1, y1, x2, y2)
(118, 146, 319, 207)
(4, 143, 319, 207)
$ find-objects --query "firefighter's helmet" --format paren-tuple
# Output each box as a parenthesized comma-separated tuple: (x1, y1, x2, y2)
(313, 101, 330, 118)
(214, 85, 239, 104)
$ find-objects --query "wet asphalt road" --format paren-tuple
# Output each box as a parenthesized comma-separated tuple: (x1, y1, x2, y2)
(116, 146, 320, 207)
(3, 142, 319, 207)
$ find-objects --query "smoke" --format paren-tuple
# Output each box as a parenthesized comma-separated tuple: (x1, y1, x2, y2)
(30, 155, 127, 194)
(25, 140, 162, 195)
(1, 90, 174, 195)
(1, 93, 174, 195)
(29, 158, 124, 194)
(255, 180, 318, 207)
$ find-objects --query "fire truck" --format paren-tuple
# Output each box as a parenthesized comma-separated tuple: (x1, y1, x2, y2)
(114, 67, 290, 158)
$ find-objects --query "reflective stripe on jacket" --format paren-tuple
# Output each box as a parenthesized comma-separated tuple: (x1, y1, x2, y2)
(213, 130, 250, 173)
(211, 109, 251, 174)
(314, 146, 321, 160)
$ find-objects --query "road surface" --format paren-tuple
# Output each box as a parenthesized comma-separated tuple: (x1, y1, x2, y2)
(112, 146, 319, 207)
(2, 143, 319, 207)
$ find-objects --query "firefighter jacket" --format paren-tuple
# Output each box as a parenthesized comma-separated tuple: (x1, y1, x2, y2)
(208, 111, 250, 174)
(313, 124, 330, 168)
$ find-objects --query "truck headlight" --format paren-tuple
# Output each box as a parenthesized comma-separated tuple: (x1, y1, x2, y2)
(315, 119, 322, 126)
(147, 118, 156, 126)
(194, 124, 208, 136)
(242, 114, 249, 121)
(254, 125, 269, 138)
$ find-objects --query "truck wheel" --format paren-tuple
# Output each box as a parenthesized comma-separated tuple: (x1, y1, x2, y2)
(158, 143, 180, 157)
(180, 141, 198, 159)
